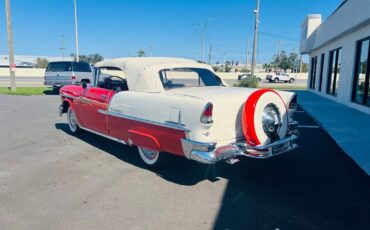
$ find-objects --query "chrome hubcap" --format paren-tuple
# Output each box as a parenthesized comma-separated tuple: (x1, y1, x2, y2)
(68, 110, 77, 131)
(141, 148, 158, 160)
(262, 103, 281, 138)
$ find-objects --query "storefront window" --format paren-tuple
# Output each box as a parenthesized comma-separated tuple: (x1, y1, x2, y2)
(318, 53, 325, 92)
(309, 56, 317, 89)
(327, 48, 341, 96)
(352, 38, 370, 106)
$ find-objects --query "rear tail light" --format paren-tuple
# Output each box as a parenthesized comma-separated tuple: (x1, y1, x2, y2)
(200, 102, 213, 124)
(72, 75, 76, 81)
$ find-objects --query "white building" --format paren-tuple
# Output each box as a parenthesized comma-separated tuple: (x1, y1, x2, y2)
(300, 0, 370, 114)
(0, 55, 73, 67)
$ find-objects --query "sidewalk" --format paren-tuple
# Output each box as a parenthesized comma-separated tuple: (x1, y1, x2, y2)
(295, 91, 370, 175)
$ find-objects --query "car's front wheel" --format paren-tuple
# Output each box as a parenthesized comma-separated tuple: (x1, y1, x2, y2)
(289, 78, 295, 83)
(67, 107, 81, 135)
(138, 147, 168, 168)
(274, 78, 279, 83)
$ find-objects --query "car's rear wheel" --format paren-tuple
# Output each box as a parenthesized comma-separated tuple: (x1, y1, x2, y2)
(289, 78, 295, 83)
(138, 147, 168, 168)
(67, 107, 81, 135)
(274, 78, 279, 83)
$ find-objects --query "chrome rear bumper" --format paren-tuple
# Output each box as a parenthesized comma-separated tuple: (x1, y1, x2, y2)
(181, 134, 298, 164)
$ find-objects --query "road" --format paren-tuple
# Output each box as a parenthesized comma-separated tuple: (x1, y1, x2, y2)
(0, 95, 369, 230)
(0, 76, 44, 86)
(0, 75, 307, 88)
(224, 79, 307, 88)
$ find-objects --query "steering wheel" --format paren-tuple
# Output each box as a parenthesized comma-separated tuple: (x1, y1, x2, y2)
(104, 76, 126, 90)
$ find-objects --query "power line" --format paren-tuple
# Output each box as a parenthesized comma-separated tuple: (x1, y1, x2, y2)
(272, 0, 310, 12)
(260, 32, 299, 42)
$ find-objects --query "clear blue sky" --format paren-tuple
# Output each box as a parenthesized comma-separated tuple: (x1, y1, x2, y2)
(0, 0, 341, 64)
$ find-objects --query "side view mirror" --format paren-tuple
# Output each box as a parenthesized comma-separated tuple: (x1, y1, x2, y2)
(82, 82, 88, 89)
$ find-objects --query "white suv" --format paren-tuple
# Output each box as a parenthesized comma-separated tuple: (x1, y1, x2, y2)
(44, 61, 93, 90)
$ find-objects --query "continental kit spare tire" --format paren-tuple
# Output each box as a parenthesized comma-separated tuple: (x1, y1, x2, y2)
(242, 89, 288, 146)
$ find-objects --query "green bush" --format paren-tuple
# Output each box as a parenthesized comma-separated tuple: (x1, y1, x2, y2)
(235, 77, 259, 88)
(240, 68, 250, 73)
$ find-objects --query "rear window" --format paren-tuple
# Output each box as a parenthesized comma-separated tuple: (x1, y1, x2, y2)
(159, 68, 222, 89)
(46, 62, 72, 72)
(73, 62, 91, 72)
(46, 62, 91, 72)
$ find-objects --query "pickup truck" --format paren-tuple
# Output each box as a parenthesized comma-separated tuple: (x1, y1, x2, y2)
(266, 73, 295, 83)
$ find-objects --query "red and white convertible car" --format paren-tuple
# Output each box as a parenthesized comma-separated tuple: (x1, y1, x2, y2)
(59, 58, 298, 167)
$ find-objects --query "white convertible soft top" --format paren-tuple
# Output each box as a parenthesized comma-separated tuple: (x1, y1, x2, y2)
(94, 57, 215, 93)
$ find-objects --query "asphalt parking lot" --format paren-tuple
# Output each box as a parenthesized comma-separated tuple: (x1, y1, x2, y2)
(0, 95, 369, 230)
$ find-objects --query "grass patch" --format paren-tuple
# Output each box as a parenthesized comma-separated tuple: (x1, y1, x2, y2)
(0, 87, 52, 95)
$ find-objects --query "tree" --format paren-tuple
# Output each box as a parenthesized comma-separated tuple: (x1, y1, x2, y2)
(35, 58, 49, 68)
(70, 53, 104, 65)
(137, 50, 146, 57)
(301, 62, 308, 72)
(88, 53, 104, 65)
(270, 50, 300, 71)
(225, 61, 231, 72)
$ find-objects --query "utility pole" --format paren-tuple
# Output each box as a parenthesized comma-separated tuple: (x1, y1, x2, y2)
(276, 40, 284, 57)
(200, 19, 209, 63)
(5, 0, 16, 92)
(208, 44, 213, 64)
(149, 44, 153, 57)
(251, 0, 260, 77)
(223, 52, 227, 66)
(246, 38, 250, 70)
(299, 54, 303, 73)
(73, 0, 79, 62)
(60, 34, 66, 61)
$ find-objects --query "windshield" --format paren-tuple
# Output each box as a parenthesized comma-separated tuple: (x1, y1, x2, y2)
(159, 68, 222, 89)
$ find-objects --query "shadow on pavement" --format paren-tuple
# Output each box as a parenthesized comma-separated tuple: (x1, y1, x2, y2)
(55, 123, 224, 186)
(213, 113, 370, 229)
(43, 89, 59, 95)
(55, 110, 370, 229)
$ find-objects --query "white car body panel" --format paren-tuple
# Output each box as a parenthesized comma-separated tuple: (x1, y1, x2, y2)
(101, 58, 297, 146)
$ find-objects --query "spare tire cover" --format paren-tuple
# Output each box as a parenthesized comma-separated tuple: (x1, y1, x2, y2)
(242, 89, 288, 146)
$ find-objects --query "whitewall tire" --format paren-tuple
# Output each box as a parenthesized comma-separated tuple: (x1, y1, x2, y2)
(138, 147, 168, 168)
(67, 107, 81, 134)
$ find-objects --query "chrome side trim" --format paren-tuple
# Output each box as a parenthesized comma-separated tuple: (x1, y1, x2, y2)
(60, 93, 77, 99)
(80, 126, 127, 145)
(98, 109, 107, 115)
(79, 96, 92, 104)
(106, 110, 191, 132)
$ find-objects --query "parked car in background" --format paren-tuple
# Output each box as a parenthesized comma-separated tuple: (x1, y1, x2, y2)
(237, 73, 261, 82)
(266, 72, 295, 83)
(59, 58, 298, 168)
(44, 61, 93, 90)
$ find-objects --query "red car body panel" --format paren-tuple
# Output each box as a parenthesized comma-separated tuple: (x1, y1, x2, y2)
(60, 85, 186, 156)
(108, 115, 186, 156)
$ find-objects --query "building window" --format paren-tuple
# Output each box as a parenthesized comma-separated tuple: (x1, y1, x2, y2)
(327, 48, 341, 96)
(309, 56, 318, 89)
(352, 38, 370, 106)
(318, 53, 325, 92)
